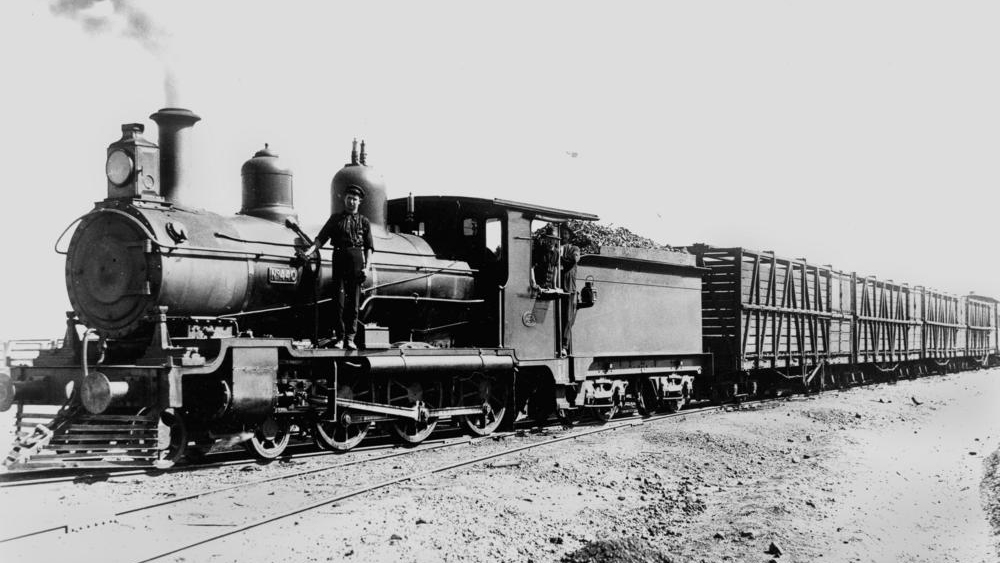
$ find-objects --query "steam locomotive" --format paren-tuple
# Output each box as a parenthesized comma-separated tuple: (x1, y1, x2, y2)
(1, 108, 996, 470)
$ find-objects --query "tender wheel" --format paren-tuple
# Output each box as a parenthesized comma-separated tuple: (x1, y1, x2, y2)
(243, 415, 291, 460)
(592, 387, 620, 423)
(592, 387, 622, 423)
(388, 380, 440, 446)
(153, 409, 187, 469)
(457, 374, 509, 437)
(634, 378, 658, 417)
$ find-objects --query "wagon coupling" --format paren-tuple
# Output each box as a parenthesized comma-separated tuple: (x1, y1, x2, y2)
(0, 375, 49, 413)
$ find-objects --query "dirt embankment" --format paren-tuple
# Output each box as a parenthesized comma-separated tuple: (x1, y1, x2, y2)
(983, 449, 1000, 542)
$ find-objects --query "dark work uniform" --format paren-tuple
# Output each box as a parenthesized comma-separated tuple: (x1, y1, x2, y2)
(560, 243, 581, 352)
(315, 211, 374, 340)
(532, 238, 559, 289)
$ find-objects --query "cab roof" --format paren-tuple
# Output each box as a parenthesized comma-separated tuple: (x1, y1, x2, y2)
(393, 195, 600, 222)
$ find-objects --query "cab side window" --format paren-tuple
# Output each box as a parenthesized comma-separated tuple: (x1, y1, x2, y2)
(530, 220, 558, 290)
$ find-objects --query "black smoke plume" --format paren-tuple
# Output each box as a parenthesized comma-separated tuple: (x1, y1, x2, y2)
(49, 0, 179, 105)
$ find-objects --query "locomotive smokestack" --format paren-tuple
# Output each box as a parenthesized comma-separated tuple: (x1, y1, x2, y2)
(150, 108, 201, 205)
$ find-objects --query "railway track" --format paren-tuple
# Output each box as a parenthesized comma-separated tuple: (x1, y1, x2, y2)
(0, 379, 868, 563)
(138, 401, 763, 563)
(0, 399, 747, 563)
(0, 432, 489, 543)
(0, 428, 473, 489)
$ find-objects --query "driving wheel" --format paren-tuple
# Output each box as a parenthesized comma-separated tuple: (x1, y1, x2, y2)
(387, 379, 440, 446)
(313, 377, 372, 452)
(457, 374, 508, 437)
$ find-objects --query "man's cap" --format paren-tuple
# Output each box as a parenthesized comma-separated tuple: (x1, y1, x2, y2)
(345, 184, 365, 199)
(562, 224, 575, 237)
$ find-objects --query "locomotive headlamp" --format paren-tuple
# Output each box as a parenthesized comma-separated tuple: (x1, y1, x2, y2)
(106, 149, 134, 186)
(579, 275, 597, 308)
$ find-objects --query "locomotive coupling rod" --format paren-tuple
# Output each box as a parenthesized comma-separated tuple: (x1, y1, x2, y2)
(335, 398, 485, 421)
(335, 398, 425, 421)
(425, 404, 492, 419)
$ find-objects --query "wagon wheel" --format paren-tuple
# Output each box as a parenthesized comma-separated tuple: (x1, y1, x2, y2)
(153, 408, 187, 469)
(387, 379, 440, 446)
(662, 397, 680, 414)
(456, 374, 508, 437)
(243, 415, 291, 460)
(634, 378, 658, 417)
(591, 403, 619, 423)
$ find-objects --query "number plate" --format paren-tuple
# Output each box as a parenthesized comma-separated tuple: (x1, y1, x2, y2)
(268, 267, 299, 284)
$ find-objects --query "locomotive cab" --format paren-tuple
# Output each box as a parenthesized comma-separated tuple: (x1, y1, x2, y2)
(387, 196, 599, 355)
(387, 196, 511, 347)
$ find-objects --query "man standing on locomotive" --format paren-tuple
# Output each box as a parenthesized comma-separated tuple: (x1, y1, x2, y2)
(560, 225, 581, 356)
(302, 185, 373, 350)
(531, 224, 559, 290)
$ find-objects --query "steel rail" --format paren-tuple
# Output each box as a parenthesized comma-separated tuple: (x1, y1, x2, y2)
(0, 420, 513, 488)
(0, 433, 494, 544)
(0, 436, 417, 488)
(0, 389, 852, 552)
(131, 405, 732, 563)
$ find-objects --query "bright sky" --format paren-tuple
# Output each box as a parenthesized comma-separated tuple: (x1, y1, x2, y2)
(0, 0, 998, 341)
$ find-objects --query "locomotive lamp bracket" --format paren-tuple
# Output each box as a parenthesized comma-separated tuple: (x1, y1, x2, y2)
(165, 221, 188, 243)
(533, 288, 564, 301)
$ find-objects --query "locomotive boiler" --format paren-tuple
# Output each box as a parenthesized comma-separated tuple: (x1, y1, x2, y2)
(69, 110, 476, 348)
